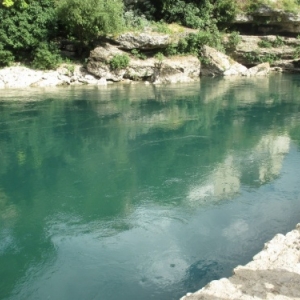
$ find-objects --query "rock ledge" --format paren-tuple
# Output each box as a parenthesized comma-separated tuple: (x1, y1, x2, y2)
(180, 223, 300, 300)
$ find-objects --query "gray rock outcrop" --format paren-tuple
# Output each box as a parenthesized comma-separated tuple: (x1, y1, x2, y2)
(152, 56, 200, 84)
(181, 223, 300, 300)
(234, 6, 300, 35)
(230, 35, 300, 67)
(116, 32, 170, 50)
(87, 43, 200, 83)
(200, 45, 248, 76)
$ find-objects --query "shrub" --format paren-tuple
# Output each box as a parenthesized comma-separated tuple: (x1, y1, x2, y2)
(109, 54, 129, 70)
(152, 21, 172, 33)
(225, 31, 241, 51)
(273, 35, 285, 47)
(294, 46, 300, 59)
(258, 40, 273, 48)
(123, 10, 150, 30)
(177, 30, 225, 56)
(154, 52, 164, 62)
(131, 49, 147, 60)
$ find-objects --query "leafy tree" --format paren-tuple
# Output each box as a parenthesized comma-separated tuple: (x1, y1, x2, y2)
(56, 0, 124, 46)
(0, 0, 58, 65)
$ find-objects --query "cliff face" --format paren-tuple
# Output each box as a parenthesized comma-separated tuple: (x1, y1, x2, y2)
(232, 5, 300, 36)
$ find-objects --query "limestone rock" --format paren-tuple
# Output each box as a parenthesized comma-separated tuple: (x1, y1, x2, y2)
(31, 71, 67, 87)
(88, 43, 200, 83)
(87, 43, 127, 81)
(231, 35, 300, 66)
(125, 58, 156, 80)
(152, 55, 200, 84)
(88, 43, 124, 63)
(0, 80, 5, 89)
(0, 65, 100, 88)
(116, 32, 170, 50)
(245, 62, 270, 76)
(0, 66, 43, 88)
(201, 45, 248, 76)
(180, 223, 300, 300)
(233, 6, 300, 35)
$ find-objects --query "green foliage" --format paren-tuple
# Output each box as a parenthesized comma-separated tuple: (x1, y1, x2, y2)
(154, 52, 164, 62)
(225, 31, 241, 50)
(131, 49, 147, 60)
(152, 21, 172, 33)
(142, 0, 238, 29)
(243, 51, 280, 64)
(273, 35, 285, 47)
(164, 43, 179, 56)
(259, 53, 280, 64)
(177, 30, 225, 56)
(57, 0, 124, 46)
(293, 46, 300, 58)
(109, 54, 129, 70)
(244, 0, 300, 13)
(0, 44, 14, 67)
(32, 42, 62, 70)
(0, 0, 58, 63)
(258, 36, 285, 48)
(258, 39, 273, 48)
(123, 10, 150, 30)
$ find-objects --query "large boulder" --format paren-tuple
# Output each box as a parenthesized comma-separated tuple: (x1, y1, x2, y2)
(125, 58, 156, 80)
(200, 45, 248, 76)
(87, 43, 127, 81)
(245, 62, 270, 76)
(151, 55, 200, 84)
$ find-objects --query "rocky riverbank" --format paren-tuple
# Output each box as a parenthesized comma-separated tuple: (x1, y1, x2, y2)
(180, 223, 300, 300)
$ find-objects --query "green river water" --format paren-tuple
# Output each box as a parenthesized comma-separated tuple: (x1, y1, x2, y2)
(0, 75, 300, 300)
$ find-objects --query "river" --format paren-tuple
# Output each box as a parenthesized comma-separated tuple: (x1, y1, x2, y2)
(0, 75, 300, 300)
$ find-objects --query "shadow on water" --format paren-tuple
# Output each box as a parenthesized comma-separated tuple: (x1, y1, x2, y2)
(1, 74, 300, 299)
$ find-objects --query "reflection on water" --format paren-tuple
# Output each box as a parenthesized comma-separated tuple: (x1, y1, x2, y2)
(0, 74, 300, 300)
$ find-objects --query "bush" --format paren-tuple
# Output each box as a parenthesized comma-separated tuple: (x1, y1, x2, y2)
(32, 43, 62, 70)
(109, 54, 129, 70)
(225, 31, 241, 50)
(123, 10, 150, 30)
(177, 30, 225, 56)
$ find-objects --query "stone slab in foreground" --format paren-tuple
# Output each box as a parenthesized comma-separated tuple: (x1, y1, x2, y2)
(181, 224, 300, 300)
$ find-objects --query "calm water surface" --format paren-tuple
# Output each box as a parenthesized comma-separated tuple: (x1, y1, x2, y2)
(1, 75, 300, 300)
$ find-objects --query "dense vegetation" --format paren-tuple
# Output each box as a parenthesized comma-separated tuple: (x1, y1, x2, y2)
(1, 0, 300, 69)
